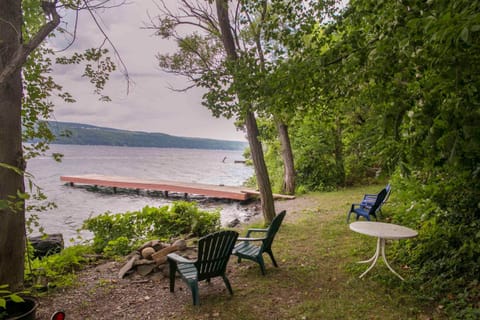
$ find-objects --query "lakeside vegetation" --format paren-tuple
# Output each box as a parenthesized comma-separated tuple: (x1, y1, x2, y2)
(42, 121, 247, 151)
(26, 201, 221, 289)
(82, 201, 221, 256)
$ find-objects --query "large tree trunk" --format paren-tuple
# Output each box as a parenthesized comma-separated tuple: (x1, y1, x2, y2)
(215, 0, 275, 222)
(249, 7, 296, 197)
(245, 111, 276, 222)
(276, 120, 295, 195)
(0, 0, 27, 290)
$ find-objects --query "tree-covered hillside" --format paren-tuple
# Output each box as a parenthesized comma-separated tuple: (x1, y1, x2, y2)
(43, 121, 247, 151)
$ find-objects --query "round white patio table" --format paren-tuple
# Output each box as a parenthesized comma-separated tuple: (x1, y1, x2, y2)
(349, 221, 418, 280)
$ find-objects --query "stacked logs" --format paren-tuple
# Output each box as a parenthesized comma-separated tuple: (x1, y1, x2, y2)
(118, 239, 195, 279)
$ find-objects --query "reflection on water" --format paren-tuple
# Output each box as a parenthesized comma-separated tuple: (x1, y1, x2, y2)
(26, 144, 254, 244)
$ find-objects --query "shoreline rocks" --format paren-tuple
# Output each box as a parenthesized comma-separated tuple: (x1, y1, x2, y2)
(29, 233, 64, 258)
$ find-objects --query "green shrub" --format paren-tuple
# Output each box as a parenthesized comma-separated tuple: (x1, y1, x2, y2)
(103, 237, 131, 257)
(388, 170, 480, 318)
(83, 201, 220, 254)
(25, 245, 94, 288)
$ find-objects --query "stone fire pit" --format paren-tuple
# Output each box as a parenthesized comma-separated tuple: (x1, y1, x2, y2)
(118, 239, 197, 279)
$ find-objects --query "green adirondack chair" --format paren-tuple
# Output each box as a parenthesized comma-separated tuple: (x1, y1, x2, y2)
(167, 230, 239, 306)
(232, 210, 286, 275)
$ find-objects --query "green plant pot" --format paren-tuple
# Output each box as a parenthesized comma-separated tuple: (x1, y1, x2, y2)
(0, 297, 38, 320)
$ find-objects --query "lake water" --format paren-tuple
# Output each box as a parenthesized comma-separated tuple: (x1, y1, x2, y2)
(26, 144, 254, 243)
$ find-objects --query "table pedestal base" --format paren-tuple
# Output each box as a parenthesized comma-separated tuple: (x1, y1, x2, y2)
(357, 238, 404, 280)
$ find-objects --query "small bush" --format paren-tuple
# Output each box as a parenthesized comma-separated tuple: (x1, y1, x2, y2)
(25, 245, 94, 288)
(82, 201, 220, 254)
(103, 237, 131, 257)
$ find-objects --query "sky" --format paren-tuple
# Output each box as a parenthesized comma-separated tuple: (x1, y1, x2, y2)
(48, 1, 247, 142)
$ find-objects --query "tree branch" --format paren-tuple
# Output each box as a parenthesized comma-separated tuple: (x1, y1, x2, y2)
(149, 0, 220, 38)
(55, 8, 79, 52)
(166, 82, 197, 92)
(0, 1, 60, 88)
(83, 0, 131, 93)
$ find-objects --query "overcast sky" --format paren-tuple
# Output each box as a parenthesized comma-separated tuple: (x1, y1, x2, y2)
(48, 0, 246, 142)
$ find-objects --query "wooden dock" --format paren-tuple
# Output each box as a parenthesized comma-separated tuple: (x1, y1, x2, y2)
(60, 174, 296, 201)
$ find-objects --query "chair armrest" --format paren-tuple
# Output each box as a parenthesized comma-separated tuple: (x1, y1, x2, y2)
(351, 203, 369, 210)
(167, 253, 195, 264)
(245, 228, 268, 237)
(359, 201, 373, 207)
(237, 237, 267, 242)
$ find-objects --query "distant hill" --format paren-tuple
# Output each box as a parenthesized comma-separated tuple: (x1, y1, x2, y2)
(41, 121, 247, 151)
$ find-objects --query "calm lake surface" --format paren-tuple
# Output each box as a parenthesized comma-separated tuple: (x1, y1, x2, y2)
(26, 144, 253, 243)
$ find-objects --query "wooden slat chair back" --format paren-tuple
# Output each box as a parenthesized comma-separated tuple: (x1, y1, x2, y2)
(232, 210, 286, 275)
(167, 230, 239, 305)
(347, 188, 388, 222)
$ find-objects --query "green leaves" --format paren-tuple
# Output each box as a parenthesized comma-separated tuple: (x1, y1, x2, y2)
(57, 48, 116, 98)
(83, 201, 221, 254)
(24, 244, 94, 288)
(0, 284, 25, 310)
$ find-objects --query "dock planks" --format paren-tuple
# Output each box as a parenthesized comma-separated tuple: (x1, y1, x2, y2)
(60, 174, 254, 201)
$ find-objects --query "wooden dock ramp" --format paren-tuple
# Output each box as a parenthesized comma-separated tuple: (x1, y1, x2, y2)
(60, 174, 294, 201)
(60, 174, 295, 201)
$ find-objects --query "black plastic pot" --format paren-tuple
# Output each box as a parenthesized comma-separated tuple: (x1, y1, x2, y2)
(1, 297, 38, 320)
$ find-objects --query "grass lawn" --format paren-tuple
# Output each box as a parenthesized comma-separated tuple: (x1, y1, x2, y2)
(173, 186, 443, 320)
